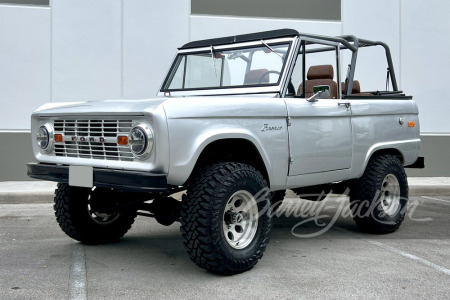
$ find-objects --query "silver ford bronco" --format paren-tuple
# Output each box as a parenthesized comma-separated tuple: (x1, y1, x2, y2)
(28, 29, 424, 275)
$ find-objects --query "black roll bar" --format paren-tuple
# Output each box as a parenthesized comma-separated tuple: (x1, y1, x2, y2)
(297, 33, 399, 95)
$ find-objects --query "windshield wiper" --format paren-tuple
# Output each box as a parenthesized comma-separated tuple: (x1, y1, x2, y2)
(260, 39, 283, 60)
(210, 45, 218, 77)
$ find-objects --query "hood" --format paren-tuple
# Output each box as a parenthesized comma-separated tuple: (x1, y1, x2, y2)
(34, 98, 169, 116)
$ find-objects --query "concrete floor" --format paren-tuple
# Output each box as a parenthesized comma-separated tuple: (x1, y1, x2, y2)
(1, 195, 449, 299)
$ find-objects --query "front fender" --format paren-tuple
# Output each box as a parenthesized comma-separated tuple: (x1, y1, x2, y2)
(166, 122, 274, 186)
(162, 97, 289, 189)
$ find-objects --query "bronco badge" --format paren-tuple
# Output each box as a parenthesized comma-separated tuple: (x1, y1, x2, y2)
(261, 124, 283, 131)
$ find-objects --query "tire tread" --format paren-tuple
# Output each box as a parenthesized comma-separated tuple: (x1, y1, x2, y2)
(180, 162, 271, 275)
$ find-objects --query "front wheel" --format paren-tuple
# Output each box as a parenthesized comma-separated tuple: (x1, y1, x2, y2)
(54, 183, 138, 244)
(350, 154, 408, 233)
(180, 162, 272, 275)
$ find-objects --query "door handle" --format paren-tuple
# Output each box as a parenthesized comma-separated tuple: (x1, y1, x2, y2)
(338, 101, 351, 108)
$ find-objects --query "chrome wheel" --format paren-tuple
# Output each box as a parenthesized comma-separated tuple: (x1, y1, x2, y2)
(87, 189, 120, 225)
(88, 205, 120, 224)
(380, 174, 401, 216)
(222, 190, 259, 249)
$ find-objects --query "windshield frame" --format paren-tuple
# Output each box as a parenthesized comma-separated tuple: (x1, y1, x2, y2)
(158, 37, 298, 97)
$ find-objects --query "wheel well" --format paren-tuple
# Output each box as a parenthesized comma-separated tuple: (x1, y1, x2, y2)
(369, 148, 404, 164)
(190, 139, 270, 185)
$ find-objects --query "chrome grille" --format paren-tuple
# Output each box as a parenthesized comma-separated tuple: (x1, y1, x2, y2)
(54, 119, 134, 161)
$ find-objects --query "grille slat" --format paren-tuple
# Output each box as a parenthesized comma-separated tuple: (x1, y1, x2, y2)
(54, 118, 134, 161)
(55, 147, 131, 154)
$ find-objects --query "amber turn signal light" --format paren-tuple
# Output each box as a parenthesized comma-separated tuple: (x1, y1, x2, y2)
(117, 136, 128, 145)
(54, 134, 63, 143)
(408, 121, 415, 127)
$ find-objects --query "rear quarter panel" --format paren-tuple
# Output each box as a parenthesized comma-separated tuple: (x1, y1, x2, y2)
(348, 98, 420, 179)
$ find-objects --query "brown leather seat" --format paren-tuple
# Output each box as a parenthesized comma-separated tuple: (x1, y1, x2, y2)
(341, 80, 361, 94)
(244, 69, 269, 85)
(341, 80, 372, 96)
(297, 65, 338, 99)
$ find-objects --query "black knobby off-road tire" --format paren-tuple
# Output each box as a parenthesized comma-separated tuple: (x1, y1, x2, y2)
(180, 162, 272, 275)
(54, 183, 137, 244)
(350, 154, 408, 233)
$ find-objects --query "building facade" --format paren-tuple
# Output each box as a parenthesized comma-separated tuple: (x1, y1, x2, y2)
(1, 0, 449, 180)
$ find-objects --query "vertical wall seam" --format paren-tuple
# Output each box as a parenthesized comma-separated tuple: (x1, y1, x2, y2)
(121, 0, 124, 99)
(399, 0, 402, 90)
(49, 0, 53, 102)
(340, 0, 345, 80)
(188, 0, 192, 42)
(341, 0, 344, 35)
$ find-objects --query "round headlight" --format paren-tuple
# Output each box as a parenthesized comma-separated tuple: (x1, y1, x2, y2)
(128, 123, 153, 159)
(37, 123, 53, 151)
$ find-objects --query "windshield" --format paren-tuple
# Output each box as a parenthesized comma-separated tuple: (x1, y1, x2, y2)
(162, 42, 290, 91)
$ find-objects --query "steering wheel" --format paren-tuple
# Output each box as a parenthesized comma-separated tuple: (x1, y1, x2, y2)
(258, 70, 281, 84)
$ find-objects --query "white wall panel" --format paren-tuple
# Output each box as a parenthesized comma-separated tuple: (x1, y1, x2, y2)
(52, 0, 122, 102)
(341, 0, 400, 94)
(400, 0, 450, 133)
(123, 0, 190, 98)
(0, 5, 50, 130)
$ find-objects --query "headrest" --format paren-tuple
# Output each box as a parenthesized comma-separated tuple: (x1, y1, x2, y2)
(352, 80, 360, 93)
(244, 69, 269, 84)
(341, 80, 361, 94)
(307, 65, 334, 80)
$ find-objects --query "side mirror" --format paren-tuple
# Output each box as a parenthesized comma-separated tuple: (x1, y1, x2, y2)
(307, 85, 330, 102)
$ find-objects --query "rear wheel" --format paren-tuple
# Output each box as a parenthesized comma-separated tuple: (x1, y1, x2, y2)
(54, 183, 137, 244)
(180, 162, 272, 275)
(350, 154, 408, 233)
